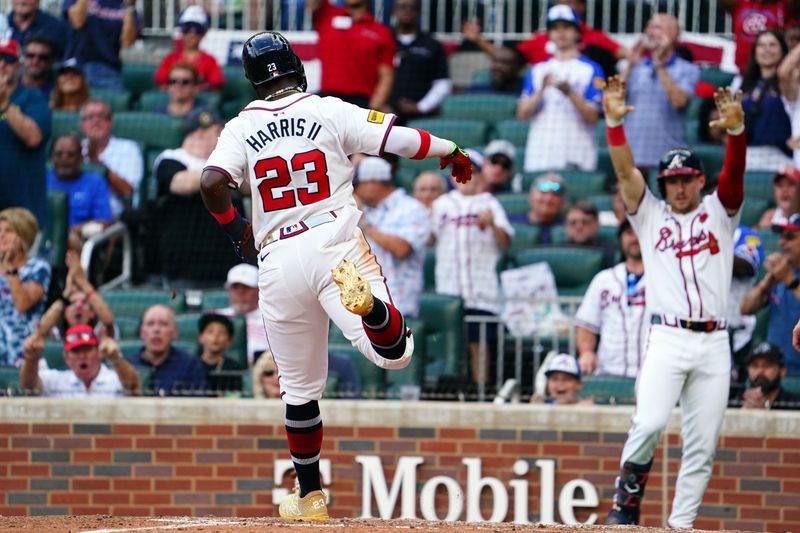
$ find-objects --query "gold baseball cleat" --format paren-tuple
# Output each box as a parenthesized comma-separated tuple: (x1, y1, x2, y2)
(278, 488, 329, 521)
(331, 259, 374, 316)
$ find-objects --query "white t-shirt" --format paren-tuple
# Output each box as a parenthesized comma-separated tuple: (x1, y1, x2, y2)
(205, 93, 396, 247)
(83, 136, 144, 218)
(628, 189, 739, 320)
(521, 56, 604, 172)
(432, 190, 514, 313)
(39, 364, 124, 397)
(574, 263, 650, 378)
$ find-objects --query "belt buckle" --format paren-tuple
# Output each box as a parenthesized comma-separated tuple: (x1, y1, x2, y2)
(705, 321, 715, 332)
(683, 319, 693, 330)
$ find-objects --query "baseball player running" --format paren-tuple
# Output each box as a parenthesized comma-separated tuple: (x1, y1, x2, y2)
(601, 77, 746, 528)
(200, 32, 471, 521)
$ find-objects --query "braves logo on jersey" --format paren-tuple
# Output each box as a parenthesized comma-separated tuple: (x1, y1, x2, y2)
(653, 212, 721, 259)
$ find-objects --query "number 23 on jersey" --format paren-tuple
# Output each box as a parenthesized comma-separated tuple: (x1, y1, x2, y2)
(254, 149, 331, 212)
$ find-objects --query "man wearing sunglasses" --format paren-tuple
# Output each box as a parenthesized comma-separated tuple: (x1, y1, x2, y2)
(741, 213, 800, 377)
(509, 173, 567, 244)
(308, 0, 395, 109)
(0, 38, 50, 228)
(20, 326, 139, 397)
(602, 78, 747, 528)
(19, 35, 57, 100)
(481, 140, 519, 194)
(7, 0, 70, 59)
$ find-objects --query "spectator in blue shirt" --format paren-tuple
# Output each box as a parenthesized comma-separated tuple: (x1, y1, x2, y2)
(622, 13, 699, 169)
(62, 0, 139, 89)
(0, 38, 51, 229)
(741, 213, 800, 377)
(8, 0, 70, 59)
(47, 133, 113, 251)
(125, 304, 207, 396)
(19, 35, 57, 101)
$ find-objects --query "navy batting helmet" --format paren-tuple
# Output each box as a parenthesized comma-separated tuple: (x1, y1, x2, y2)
(242, 32, 307, 93)
(656, 148, 705, 196)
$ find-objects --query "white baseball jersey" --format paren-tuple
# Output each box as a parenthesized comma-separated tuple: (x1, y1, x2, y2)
(574, 263, 650, 378)
(432, 190, 514, 313)
(628, 189, 740, 320)
(38, 364, 124, 397)
(205, 93, 396, 245)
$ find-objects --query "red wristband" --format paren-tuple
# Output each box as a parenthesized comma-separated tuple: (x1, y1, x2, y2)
(211, 205, 237, 225)
(411, 129, 431, 160)
(606, 124, 627, 147)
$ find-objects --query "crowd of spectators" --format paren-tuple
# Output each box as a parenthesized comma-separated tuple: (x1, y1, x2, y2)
(0, 1, 799, 407)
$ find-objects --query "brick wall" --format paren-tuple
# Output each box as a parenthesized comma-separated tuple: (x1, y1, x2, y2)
(0, 399, 797, 531)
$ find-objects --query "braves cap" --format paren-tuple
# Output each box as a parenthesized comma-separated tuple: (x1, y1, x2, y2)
(744, 342, 785, 367)
(225, 263, 259, 288)
(178, 6, 210, 29)
(773, 165, 800, 184)
(546, 5, 581, 30)
(58, 57, 83, 75)
(545, 353, 581, 380)
(657, 148, 705, 179)
(484, 140, 516, 162)
(64, 325, 99, 351)
(464, 148, 484, 171)
(0, 38, 20, 59)
(183, 109, 222, 135)
(355, 156, 393, 183)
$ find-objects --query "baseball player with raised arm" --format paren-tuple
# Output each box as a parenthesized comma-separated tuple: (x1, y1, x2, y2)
(601, 77, 746, 528)
(199, 32, 471, 522)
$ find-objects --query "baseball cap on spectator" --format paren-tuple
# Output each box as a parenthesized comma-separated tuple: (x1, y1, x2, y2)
(533, 173, 566, 195)
(546, 5, 581, 30)
(198, 313, 234, 337)
(545, 353, 581, 379)
(0, 38, 20, 61)
(773, 213, 800, 233)
(773, 165, 800, 184)
(464, 148, 484, 171)
(744, 342, 785, 367)
(64, 325, 99, 351)
(183, 109, 222, 135)
(178, 6, 210, 32)
(355, 156, 393, 184)
(58, 57, 83, 75)
(484, 140, 516, 162)
(225, 264, 259, 289)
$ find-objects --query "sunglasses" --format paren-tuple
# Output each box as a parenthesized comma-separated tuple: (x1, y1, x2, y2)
(180, 23, 206, 34)
(24, 52, 51, 62)
(536, 180, 563, 194)
(1, 54, 18, 64)
(395, 2, 417, 10)
(262, 370, 276, 377)
(489, 155, 512, 169)
(168, 78, 194, 86)
(53, 150, 81, 157)
(65, 331, 96, 344)
(778, 230, 798, 241)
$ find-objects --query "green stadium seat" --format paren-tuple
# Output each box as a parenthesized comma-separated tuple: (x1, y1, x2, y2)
(509, 223, 540, 253)
(514, 246, 604, 296)
(44, 340, 68, 370)
(91, 88, 131, 112)
(328, 343, 386, 398)
(176, 313, 203, 342)
(398, 156, 440, 173)
(43, 190, 69, 266)
(51, 111, 80, 139)
(138, 90, 222, 112)
(112, 112, 184, 150)
(686, 97, 703, 121)
(596, 119, 607, 147)
(0, 366, 20, 396)
(424, 247, 436, 292)
(782, 376, 800, 396)
(597, 147, 614, 181)
(750, 306, 770, 345)
(493, 119, 529, 147)
(496, 193, 529, 217)
(395, 167, 417, 192)
(740, 197, 769, 227)
(117, 316, 140, 339)
(470, 69, 490, 87)
(744, 171, 776, 202)
(122, 63, 157, 99)
(119, 339, 197, 359)
(385, 318, 426, 395)
(222, 65, 257, 102)
(580, 375, 636, 405)
(684, 118, 699, 145)
(418, 293, 464, 383)
(221, 97, 250, 121)
(101, 289, 186, 318)
(201, 290, 229, 311)
(523, 170, 607, 199)
(441, 94, 518, 123)
(585, 193, 613, 212)
(597, 225, 620, 247)
(758, 228, 781, 256)
(407, 118, 488, 149)
(700, 67, 735, 89)
(689, 144, 725, 180)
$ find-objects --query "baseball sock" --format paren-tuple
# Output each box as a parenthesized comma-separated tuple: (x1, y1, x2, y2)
(362, 297, 407, 360)
(611, 459, 653, 523)
(285, 401, 323, 497)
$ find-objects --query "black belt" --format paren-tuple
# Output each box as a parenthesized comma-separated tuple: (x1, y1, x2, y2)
(651, 315, 727, 333)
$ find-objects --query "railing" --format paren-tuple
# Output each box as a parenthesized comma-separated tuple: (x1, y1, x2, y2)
(80, 221, 133, 292)
(4, 0, 733, 40)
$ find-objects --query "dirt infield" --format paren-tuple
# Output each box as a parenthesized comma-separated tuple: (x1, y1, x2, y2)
(0, 516, 749, 533)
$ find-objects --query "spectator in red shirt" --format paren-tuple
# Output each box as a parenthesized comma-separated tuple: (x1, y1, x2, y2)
(723, 0, 800, 74)
(462, 0, 626, 77)
(308, 0, 396, 109)
(153, 6, 224, 92)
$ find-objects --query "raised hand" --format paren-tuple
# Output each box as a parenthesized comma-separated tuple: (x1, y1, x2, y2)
(709, 87, 744, 131)
(602, 76, 634, 123)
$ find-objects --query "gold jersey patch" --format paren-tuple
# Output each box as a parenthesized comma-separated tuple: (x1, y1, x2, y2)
(367, 110, 385, 124)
